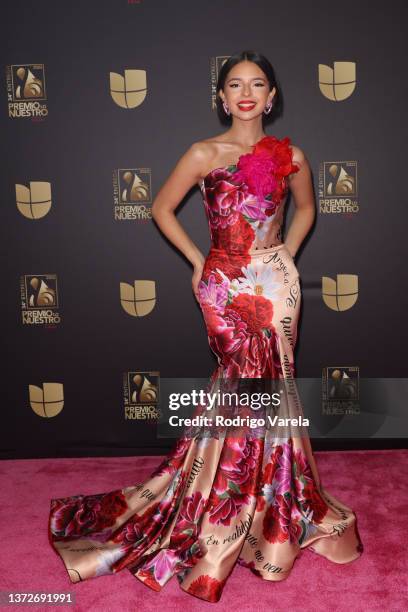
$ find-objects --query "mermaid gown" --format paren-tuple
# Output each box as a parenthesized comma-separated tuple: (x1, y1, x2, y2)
(48, 135, 363, 603)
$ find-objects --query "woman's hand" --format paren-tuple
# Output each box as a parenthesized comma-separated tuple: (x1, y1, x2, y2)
(192, 262, 204, 303)
(285, 244, 297, 259)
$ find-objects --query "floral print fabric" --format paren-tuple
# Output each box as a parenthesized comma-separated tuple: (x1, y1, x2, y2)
(48, 136, 363, 603)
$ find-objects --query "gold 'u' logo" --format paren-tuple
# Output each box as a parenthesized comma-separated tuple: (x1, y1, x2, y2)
(322, 274, 358, 311)
(120, 280, 156, 316)
(318, 62, 356, 101)
(15, 182, 52, 219)
(110, 69, 147, 109)
(29, 382, 64, 417)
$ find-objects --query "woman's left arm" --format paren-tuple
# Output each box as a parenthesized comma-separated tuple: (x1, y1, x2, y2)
(284, 145, 316, 258)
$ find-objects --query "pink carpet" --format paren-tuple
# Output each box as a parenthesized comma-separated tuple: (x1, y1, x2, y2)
(1, 449, 407, 611)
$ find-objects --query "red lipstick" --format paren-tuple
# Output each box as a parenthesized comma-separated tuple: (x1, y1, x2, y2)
(237, 100, 256, 111)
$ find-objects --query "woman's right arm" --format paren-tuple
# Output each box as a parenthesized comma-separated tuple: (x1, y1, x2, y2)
(151, 142, 209, 270)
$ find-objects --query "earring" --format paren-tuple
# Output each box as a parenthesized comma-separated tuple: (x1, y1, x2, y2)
(222, 101, 231, 116)
(263, 102, 273, 115)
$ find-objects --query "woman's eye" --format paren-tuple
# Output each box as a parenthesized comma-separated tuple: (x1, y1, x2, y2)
(229, 83, 264, 88)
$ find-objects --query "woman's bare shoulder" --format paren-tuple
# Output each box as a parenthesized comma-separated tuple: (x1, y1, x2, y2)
(188, 134, 228, 157)
(288, 143, 306, 166)
(183, 135, 230, 174)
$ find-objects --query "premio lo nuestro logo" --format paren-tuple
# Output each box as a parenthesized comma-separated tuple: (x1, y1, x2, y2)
(210, 56, 229, 110)
(123, 371, 161, 422)
(113, 168, 152, 221)
(20, 274, 61, 325)
(319, 161, 359, 214)
(322, 367, 360, 415)
(6, 64, 48, 118)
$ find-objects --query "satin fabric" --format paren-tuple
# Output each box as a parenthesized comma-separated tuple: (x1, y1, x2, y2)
(48, 138, 363, 603)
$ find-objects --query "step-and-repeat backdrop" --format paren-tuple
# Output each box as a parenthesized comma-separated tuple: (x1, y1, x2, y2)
(2, 0, 407, 458)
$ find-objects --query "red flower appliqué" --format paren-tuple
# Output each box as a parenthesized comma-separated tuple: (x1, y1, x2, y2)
(234, 135, 300, 205)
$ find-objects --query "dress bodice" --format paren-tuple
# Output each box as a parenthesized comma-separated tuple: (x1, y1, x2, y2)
(199, 135, 300, 255)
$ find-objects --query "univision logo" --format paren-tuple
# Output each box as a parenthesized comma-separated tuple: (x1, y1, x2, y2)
(318, 61, 356, 101)
(109, 69, 147, 108)
(120, 280, 156, 316)
(322, 274, 358, 311)
(15, 181, 52, 219)
(29, 382, 64, 417)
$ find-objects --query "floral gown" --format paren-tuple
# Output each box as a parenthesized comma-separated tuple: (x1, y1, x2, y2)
(48, 136, 363, 603)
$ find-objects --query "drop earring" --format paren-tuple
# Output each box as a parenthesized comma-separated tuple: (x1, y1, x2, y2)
(263, 102, 273, 115)
(222, 101, 231, 116)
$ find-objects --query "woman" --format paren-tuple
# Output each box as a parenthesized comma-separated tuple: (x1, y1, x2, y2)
(48, 50, 363, 603)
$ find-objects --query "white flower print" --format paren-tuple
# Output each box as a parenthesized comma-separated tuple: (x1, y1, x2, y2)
(235, 262, 281, 300)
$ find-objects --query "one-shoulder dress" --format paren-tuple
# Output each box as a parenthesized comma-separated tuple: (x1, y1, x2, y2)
(48, 135, 363, 603)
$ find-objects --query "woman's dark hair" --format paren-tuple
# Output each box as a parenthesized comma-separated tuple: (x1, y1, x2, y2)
(215, 50, 284, 125)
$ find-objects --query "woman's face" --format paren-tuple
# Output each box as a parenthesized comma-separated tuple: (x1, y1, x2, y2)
(219, 60, 276, 120)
